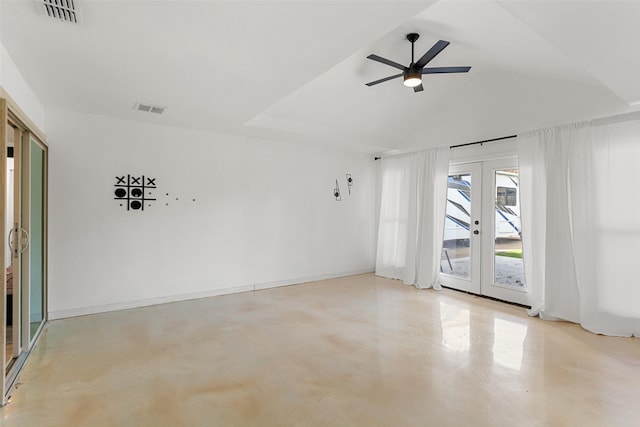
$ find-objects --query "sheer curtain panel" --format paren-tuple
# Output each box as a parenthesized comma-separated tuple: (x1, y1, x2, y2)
(518, 113, 640, 336)
(569, 116, 640, 336)
(375, 148, 450, 289)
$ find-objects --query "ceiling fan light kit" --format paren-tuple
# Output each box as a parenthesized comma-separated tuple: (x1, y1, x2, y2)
(366, 33, 471, 93)
(403, 69, 422, 87)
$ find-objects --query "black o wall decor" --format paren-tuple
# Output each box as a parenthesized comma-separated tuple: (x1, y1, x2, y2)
(333, 179, 341, 201)
(114, 175, 157, 211)
(346, 173, 353, 195)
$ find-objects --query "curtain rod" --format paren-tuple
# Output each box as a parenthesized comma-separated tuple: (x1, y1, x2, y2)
(374, 134, 518, 160)
(449, 134, 517, 149)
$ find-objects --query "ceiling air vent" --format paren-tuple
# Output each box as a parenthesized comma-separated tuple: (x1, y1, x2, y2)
(134, 102, 166, 115)
(41, 0, 79, 24)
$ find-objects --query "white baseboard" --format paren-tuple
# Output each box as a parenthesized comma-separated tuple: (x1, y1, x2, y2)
(252, 268, 373, 291)
(48, 268, 374, 320)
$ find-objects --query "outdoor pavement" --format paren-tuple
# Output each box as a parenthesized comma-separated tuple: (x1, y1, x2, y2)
(440, 253, 525, 287)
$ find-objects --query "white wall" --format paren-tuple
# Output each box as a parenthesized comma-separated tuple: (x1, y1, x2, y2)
(0, 42, 46, 132)
(46, 109, 377, 318)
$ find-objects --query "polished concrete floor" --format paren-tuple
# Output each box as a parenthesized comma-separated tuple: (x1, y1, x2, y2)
(2, 273, 639, 426)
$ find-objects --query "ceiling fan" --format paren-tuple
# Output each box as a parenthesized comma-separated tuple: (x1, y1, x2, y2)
(366, 33, 471, 93)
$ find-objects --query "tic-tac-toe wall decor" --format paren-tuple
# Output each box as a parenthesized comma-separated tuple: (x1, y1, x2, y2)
(114, 175, 157, 211)
(346, 174, 353, 195)
(333, 179, 341, 201)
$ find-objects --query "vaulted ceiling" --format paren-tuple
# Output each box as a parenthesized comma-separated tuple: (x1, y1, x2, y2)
(2, 0, 639, 154)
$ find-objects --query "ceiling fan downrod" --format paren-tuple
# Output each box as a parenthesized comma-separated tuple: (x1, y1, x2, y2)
(406, 33, 419, 66)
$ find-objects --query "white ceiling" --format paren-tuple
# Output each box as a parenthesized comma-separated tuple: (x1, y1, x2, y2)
(1, 0, 638, 154)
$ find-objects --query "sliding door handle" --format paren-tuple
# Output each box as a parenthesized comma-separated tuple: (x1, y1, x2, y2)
(8, 226, 17, 256)
(19, 228, 30, 253)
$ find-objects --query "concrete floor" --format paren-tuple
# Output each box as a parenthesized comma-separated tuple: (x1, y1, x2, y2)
(2, 273, 639, 426)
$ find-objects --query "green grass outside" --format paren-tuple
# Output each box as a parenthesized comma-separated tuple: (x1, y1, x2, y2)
(495, 249, 523, 259)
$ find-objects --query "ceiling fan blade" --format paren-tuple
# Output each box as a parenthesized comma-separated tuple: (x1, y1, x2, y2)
(414, 40, 450, 69)
(422, 66, 471, 74)
(365, 73, 403, 86)
(367, 54, 406, 71)
(413, 84, 424, 93)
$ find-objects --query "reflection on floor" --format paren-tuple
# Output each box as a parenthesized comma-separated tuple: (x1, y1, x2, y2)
(2, 273, 639, 426)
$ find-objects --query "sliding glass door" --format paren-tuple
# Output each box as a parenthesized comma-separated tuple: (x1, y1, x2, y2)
(25, 136, 47, 343)
(4, 115, 20, 374)
(1, 98, 48, 404)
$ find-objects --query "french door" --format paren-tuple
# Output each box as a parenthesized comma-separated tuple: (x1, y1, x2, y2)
(440, 158, 528, 306)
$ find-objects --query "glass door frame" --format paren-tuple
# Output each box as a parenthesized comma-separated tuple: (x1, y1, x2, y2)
(0, 98, 7, 403)
(6, 116, 24, 371)
(21, 133, 48, 348)
(0, 92, 48, 405)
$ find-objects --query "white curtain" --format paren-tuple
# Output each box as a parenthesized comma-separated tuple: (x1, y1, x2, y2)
(375, 148, 450, 289)
(518, 112, 640, 337)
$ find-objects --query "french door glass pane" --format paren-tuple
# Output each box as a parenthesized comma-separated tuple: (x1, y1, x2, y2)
(493, 169, 525, 288)
(442, 173, 472, 279)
